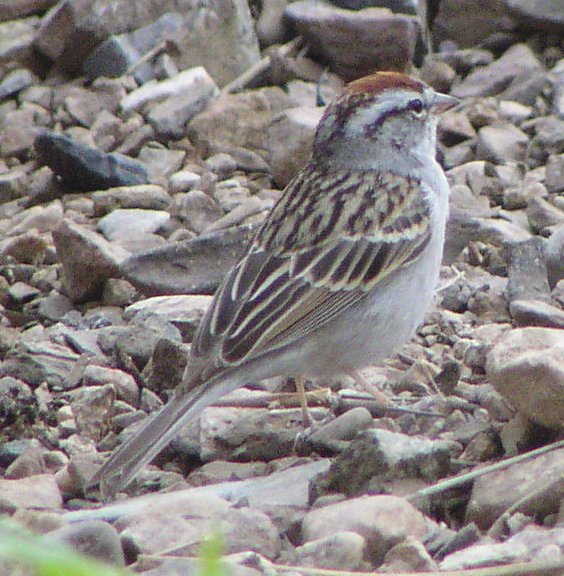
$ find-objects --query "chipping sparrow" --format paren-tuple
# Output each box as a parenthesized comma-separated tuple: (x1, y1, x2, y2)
(90, 71, 458, 498)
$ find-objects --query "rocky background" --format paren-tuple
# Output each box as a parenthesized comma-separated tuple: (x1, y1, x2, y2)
(0, 0, 563, 574)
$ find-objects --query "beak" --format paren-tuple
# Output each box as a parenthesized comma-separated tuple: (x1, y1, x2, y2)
(431, 92, 460, 114)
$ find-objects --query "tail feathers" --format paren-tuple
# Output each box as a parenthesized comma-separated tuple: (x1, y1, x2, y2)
(89, 374, 240, 499)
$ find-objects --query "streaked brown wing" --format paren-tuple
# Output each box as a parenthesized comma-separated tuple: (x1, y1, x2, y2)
(192, 167, 432, 367)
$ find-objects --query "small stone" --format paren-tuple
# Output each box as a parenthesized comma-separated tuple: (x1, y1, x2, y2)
(302, 495, 434, 565)
(52, 219, 129, 303)
(486, 327, 564, 430)
(35, 132, 148, 191)
(545, 154, 564, 193)
(97, 208, 170, 241)
(5, 448, 47, 479)
(451, 44, 542, 99)
(294, 531, 366, 570)
(312, 429, 452, 497)
(91, 184, 170, 215)
(476, 123, 528, 163)
(126, 294, 212, 341)
(502, 180, 546, 210)
(285, 1, 420, 80)
(102, 278, 138, 307)
(47, 520, 125, 567)
(0, 474, 63, 512)
(510, 299, 564, 330)
(205, 153, 237, 178)
(137, 146, 186, 183)
(169, 170, 202, 194)
(69, 385, 115, 442)
(170, 190, 224, 233)
(381, 536, 437, 572)
(7, 281, 40, 304)
(82, 365, 139, 407)
(268, 106, 324, 187)
(527, 196, 564, 232)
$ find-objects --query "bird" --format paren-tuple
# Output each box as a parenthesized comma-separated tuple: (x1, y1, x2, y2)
(89, 71, 458, 499)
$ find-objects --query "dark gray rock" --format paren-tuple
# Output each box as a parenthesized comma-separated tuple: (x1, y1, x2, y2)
(35, 132, 148, 192)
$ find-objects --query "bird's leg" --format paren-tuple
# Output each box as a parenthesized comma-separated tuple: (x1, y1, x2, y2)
(294, 375, 313, 427)
(346, 368, 390, 404)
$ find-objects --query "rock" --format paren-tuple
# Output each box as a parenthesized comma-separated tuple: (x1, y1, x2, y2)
(529, 116, 564, 162)
(137, 146, 185, 183)
(294, 531, 366, 570)
(108, 312, 182, 370)
(500, 68, 549, 107)
(126, 294, 212, 341)
(451, 44, 542, 99)
(102, 278, 138, 307)
(486, 327, 564, 430)
(169, 170, 201, 194)
(476, 123, 528, 163)
(441, 526, 564, 570)
(147, 338, 188, 393)
(502, 180, 546, 210)
(170, 189, 224, 233)
(267, 106, 324, 187)
(552, 58, 564, 118)
(545, 224, 564, 286)
(311, 428, 452, 497)
(120, 64, 217, 110)
(91, 184, 170, 215)
(0, 340, 79, 388)
(510, 299, 564, 329)
(69, 385, 115, 442)
(527, 196, 564, 232)
(35, 132, 148, 192)
(34, 0, 260, 85)
(302, 495, 433, 565)
(505, 238, 551, 304)
(82, 365, 139, 407)
(433, 0, 515, 48)
(5, 200, 64, 237)
(186, 460, 269, 487)
(256, 0, 290, 46)
(147, 74, 220, 140)
(97, 208, 170, 241)
(0, 474, 63, 512)
(120, 224, 256, 296)
(83, 13, 184, 83)
(199, 404, 307, 462)
(218, 507, 281, 559)
(119, 513, 206, 555)
(188, 87, 292, 160)
(5, 447, 47, 479)
(0, 1, 57, 21)
(52, 219, 129, 303)
(0, 68, 35, 101)
(506, 0, 564, 31)
(545, 154, 564, 194)
(438, 110, 476, 146)
(7, 281, 40, 304)
(302, 407, 373, 454)
(380, 536, 437, 572)
(47, 520, 125, 567)
(170, 0, 261, 86)
(285, 1, 419, 80)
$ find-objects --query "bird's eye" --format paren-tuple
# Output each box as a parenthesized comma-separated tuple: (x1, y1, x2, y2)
(407, 98, 424, 115)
